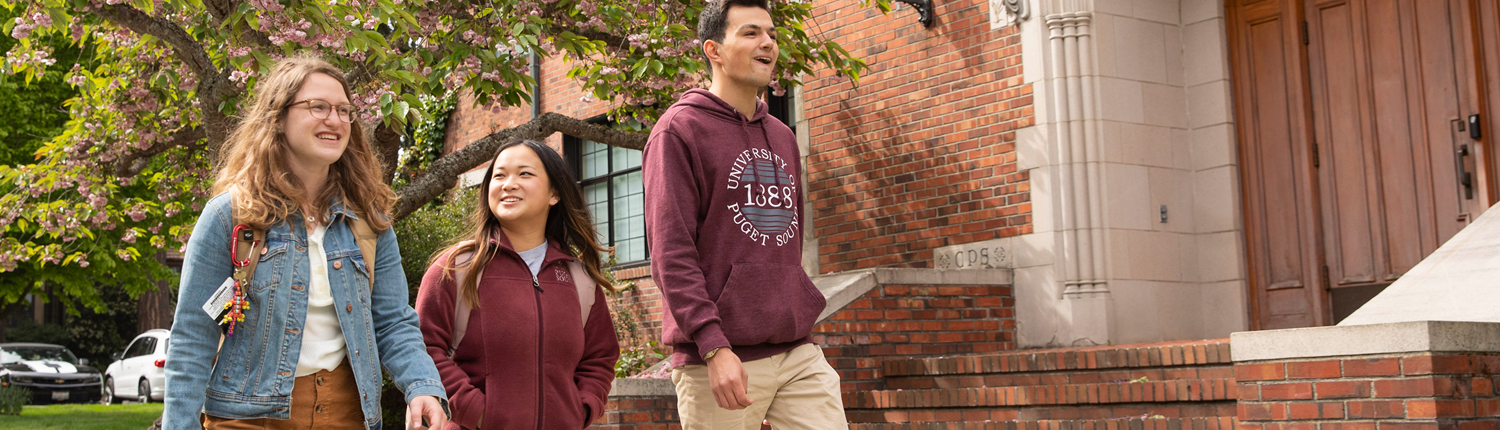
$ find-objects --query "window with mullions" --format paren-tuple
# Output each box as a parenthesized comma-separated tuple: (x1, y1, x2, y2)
(567, 134, 647, 265)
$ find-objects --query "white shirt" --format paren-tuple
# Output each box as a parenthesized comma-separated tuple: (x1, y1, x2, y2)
(295, 223, 348, 376)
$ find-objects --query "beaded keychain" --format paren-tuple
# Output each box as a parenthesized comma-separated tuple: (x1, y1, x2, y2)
(223, 224, 257, 336)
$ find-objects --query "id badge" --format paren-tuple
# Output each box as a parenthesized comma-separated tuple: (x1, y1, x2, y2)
(201, 277, 237, 321)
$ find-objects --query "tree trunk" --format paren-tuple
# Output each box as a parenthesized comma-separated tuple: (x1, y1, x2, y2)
(374, 121, 403, 185)
(137, 253, 175, 332)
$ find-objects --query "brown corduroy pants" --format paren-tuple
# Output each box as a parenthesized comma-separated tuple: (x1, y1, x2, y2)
(203, 359, 364, 430)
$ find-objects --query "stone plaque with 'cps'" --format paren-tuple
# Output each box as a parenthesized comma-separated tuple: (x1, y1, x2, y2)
(933, 237, 1013, 270)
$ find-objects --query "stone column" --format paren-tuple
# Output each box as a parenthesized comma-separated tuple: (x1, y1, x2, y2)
(1042, 0, 1111, 344)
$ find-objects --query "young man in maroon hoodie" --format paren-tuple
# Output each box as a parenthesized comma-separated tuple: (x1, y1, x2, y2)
(643, 0, 846, 428)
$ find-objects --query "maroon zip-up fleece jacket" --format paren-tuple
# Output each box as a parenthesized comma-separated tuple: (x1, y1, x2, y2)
(416, 233, 619, 430)
(644, 89, 828, 368)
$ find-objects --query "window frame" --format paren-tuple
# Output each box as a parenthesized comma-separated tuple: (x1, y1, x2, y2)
(565, 117, 650, 268)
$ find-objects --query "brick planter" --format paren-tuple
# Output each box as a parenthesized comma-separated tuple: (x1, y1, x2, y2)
(1232, 321, 1500, 430)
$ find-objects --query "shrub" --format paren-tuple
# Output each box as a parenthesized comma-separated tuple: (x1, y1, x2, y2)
(6, 320, 70, 345)
(601, 255, 670, 378)
(385, 187, 473, 429)
(6, 281, 136, 366)
(65, 285, 139, 366)
(393, 186, 476, 302)
(0, 385, 29, 415)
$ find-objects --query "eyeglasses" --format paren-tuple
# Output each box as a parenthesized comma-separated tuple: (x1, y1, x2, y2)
(287, 99, 355, 123)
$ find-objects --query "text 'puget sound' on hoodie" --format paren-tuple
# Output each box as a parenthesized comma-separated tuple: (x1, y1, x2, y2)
(644, 88, 828, 368)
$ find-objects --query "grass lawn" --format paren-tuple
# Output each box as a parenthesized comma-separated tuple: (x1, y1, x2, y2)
(4, 403, 163, 429)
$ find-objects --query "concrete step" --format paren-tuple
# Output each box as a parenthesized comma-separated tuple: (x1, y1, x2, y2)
(886, 364, 1234, 390)
(847, 416, 1238, 430)
(882, 339, 1232, 380)
(845, 401, 1238, 423)
(845, 378, 1238, 410)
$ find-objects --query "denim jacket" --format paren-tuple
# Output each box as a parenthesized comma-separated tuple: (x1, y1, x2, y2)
(163, 193, 446, 429)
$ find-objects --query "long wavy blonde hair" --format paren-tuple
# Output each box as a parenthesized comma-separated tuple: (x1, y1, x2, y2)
(211, 55, 396, 231)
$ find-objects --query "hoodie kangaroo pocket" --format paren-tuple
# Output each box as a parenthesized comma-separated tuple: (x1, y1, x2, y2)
(715, 263, 827, 346)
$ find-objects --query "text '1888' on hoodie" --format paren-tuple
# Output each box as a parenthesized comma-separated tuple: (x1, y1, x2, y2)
(644, 89, 828, 368)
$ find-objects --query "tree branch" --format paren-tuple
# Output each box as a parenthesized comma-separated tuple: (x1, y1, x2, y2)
(537, 112, 646, 150)
(203, 0, 275, 47)
(91, 3, 237, 161)
(114, 127, 206, 177)
(391, 112, 646, 221)
(93, 4, 218, 80)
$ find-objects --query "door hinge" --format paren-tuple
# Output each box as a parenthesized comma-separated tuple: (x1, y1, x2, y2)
(1302, 21, 1310, 45)
(1312, 141, 1320, 168)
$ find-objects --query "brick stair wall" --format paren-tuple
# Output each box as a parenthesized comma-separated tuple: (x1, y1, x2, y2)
(849, 416, 1239, 430)
(1235, 352, 1500, 430)
(817, 284, 1017, 392)
(844, 340, 1239, 426)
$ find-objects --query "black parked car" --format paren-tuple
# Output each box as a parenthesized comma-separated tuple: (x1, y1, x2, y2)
(0, 343, 103, 404)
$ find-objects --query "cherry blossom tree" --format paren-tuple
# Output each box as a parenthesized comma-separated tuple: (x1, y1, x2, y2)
(0, 0, 885, 314)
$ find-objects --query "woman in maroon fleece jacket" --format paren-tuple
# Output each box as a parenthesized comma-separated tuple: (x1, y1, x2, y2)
(416, 140, 620, 429)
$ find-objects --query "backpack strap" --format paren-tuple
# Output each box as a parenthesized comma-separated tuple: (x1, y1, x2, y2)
(220, 211, 264, 364)
(232, 217, 265, 288)
(347, 217, 378, 291)
(447, 249, 478, 358)
(569, 261, 596, 327)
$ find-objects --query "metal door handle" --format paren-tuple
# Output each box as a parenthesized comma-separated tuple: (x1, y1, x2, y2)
(1457, 144, 1473, 200)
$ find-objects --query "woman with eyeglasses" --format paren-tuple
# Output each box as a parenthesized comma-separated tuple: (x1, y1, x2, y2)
(162, 55, 449, 430)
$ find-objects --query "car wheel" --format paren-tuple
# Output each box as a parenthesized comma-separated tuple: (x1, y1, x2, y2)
(138, 378, 153, 403)
(102, 378, 116, 405)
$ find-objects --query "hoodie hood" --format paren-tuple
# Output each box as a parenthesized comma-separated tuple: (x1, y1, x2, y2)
(675, 89, 770, 124)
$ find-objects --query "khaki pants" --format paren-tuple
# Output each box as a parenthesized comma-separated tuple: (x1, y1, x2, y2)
(672, 343, 846, 430)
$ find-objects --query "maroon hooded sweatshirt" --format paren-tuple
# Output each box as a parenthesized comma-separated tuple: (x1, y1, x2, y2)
(416, 233, 619, 430)
(644, 89, 828, 368)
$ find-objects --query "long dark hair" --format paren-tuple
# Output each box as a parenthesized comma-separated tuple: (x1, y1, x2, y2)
(434, 139, 616, 307)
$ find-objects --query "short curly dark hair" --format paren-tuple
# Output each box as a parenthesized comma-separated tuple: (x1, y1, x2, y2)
(697, 0, 772, 48)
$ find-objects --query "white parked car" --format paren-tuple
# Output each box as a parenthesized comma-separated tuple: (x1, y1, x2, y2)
(101, 329, 169, 405)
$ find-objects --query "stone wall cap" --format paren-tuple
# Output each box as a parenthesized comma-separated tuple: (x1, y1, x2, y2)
(871, 267, 1013, 286)
(1231, 320, 1500, 361)
(608, 378, 676, 397)
(810, 268, 1013, 323)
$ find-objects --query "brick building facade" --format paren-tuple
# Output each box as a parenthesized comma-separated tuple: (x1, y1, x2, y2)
(439, 0, 1500, 427)
(442, 0, 1033, 351)
(800, 0, 1034, 273)
(441, 0, 1500, 362)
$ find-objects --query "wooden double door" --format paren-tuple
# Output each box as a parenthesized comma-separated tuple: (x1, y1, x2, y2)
(1228, 0, 1500, 329)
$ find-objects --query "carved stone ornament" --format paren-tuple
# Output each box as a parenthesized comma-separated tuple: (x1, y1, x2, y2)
(990, 0, 1029, 30)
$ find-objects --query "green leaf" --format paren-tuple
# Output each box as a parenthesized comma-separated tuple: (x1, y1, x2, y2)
(394, 100, 409, 121)
(363, 30, 391, 50)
